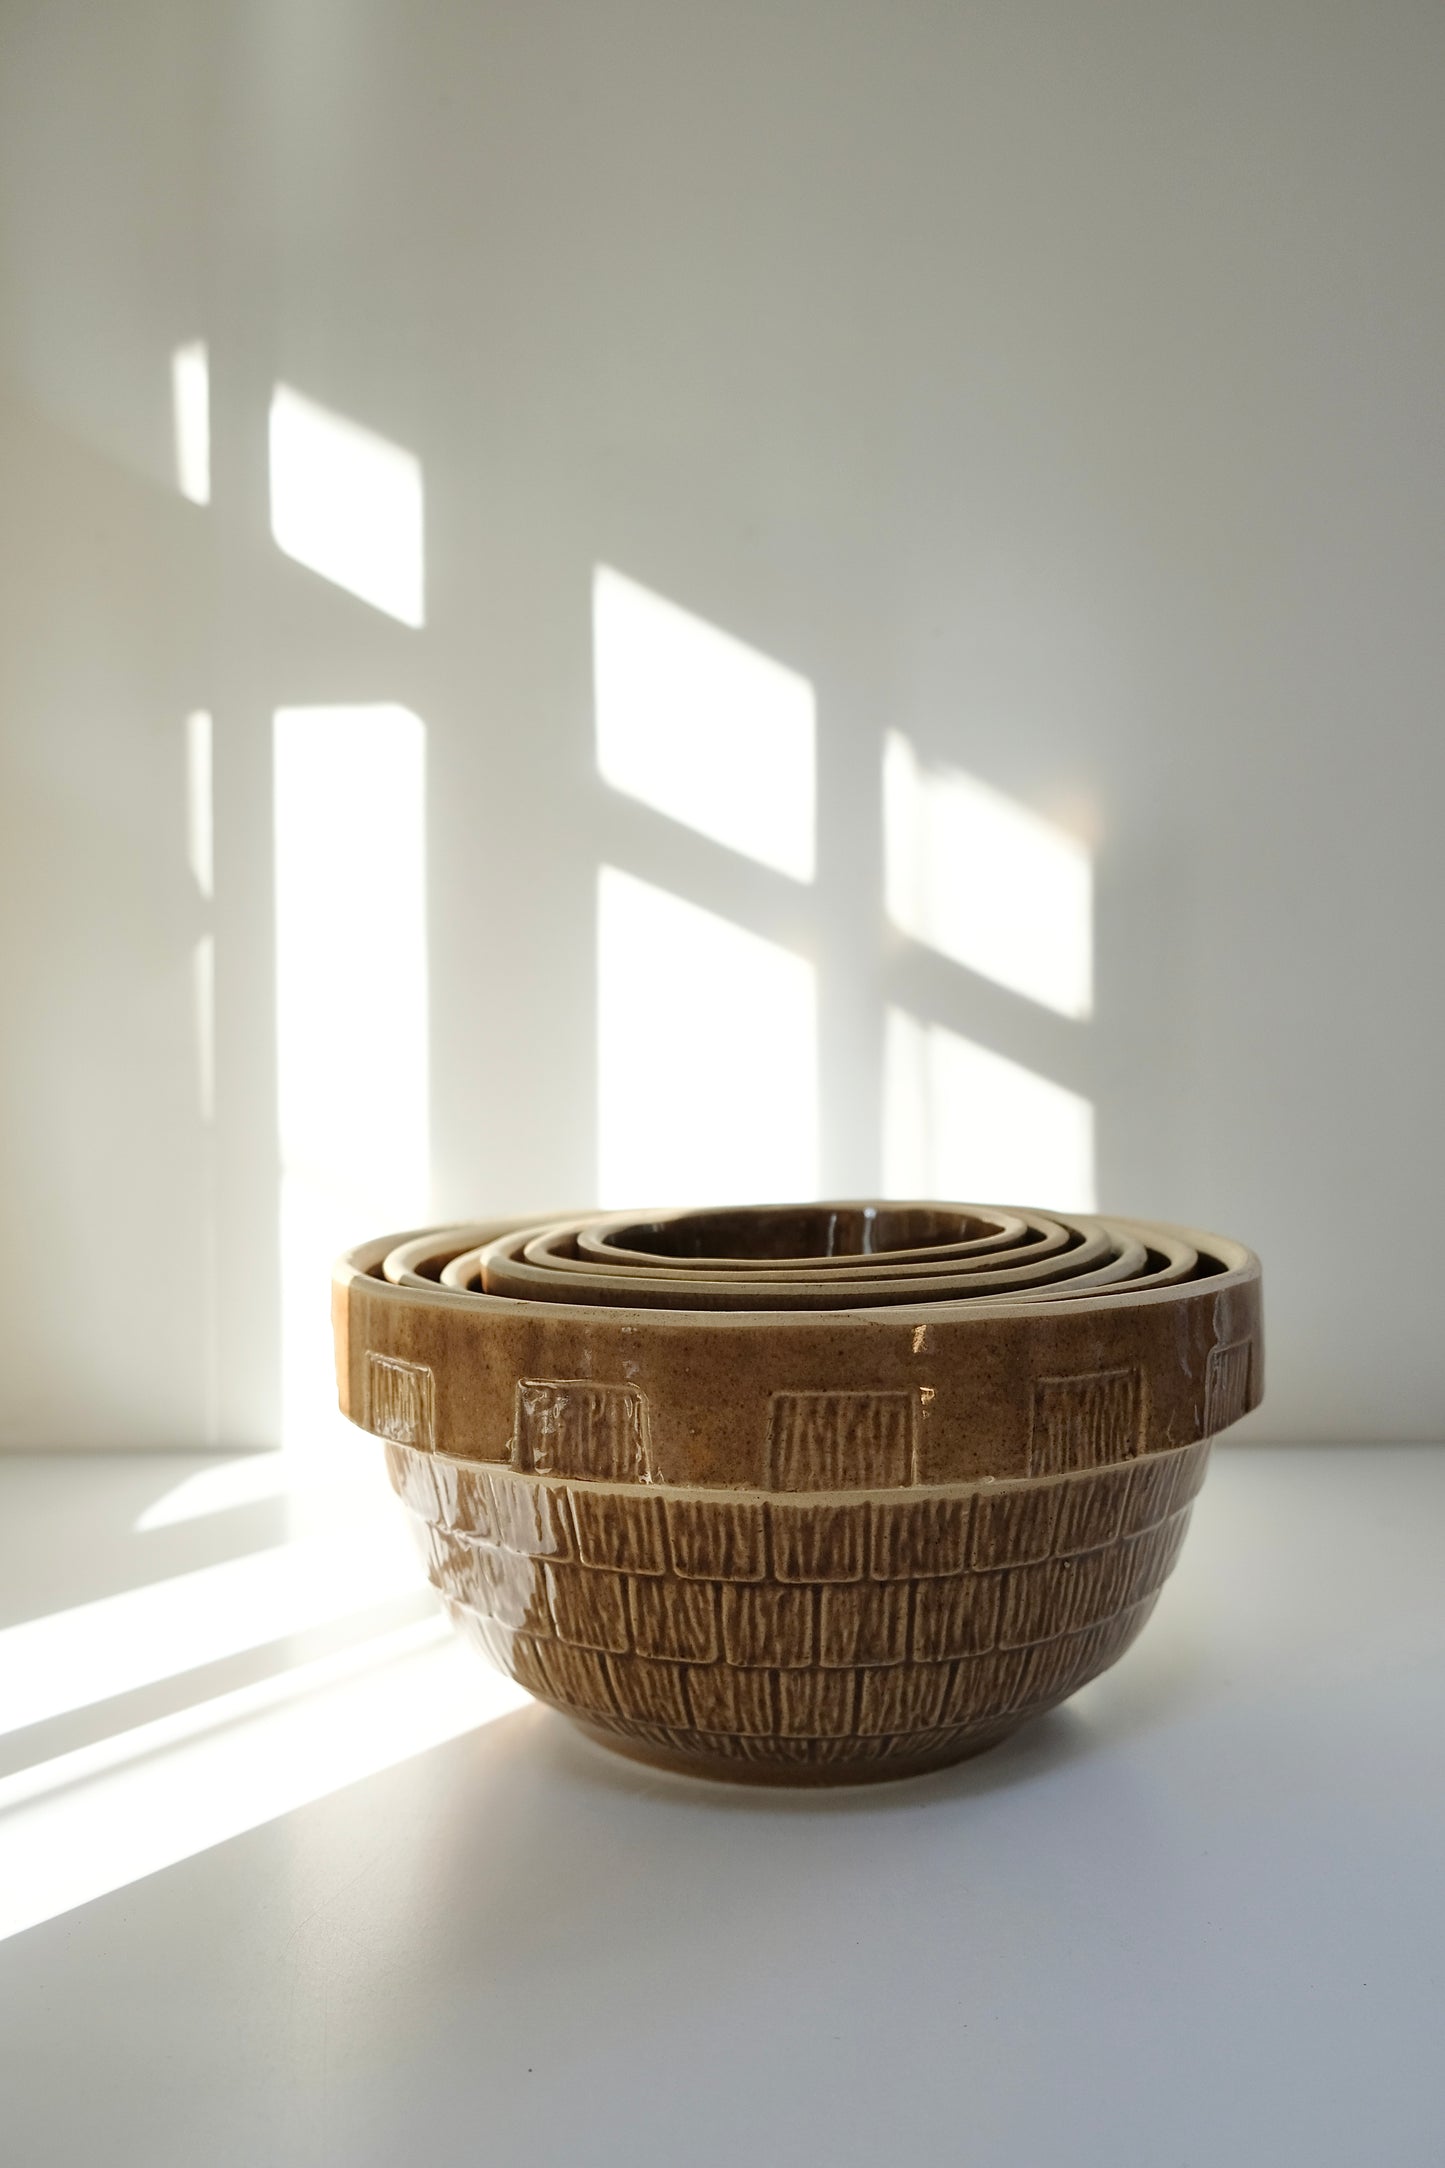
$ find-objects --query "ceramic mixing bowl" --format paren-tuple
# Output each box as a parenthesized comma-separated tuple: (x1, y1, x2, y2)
(335, 1202, 1262, 1784)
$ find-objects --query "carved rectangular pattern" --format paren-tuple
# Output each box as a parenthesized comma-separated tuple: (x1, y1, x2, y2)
(765, 1390, 917, 1491)
(1028, 1369, 1141, 1477)
(1204, 1341, 1253, 1434)
(365, 1353, 435, 1451)
(512, 1379, 652, 1480)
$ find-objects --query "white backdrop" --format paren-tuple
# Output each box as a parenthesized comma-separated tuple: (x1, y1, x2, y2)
(2, 0, 1441, 1448)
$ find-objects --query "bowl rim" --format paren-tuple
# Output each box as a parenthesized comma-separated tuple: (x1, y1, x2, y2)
(346, 1207, 1260, 1331)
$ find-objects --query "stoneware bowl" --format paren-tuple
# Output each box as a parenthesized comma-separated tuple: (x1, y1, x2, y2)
(334, 1202, 1263, 1785)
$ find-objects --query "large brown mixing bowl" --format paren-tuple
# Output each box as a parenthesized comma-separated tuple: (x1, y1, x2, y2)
(334, 1203, 1262, 1784)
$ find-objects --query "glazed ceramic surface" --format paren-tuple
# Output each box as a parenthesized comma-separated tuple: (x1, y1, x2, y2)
(334, 1203, 1263, 1784)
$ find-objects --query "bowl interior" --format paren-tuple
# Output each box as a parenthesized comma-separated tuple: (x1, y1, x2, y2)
(598, 1202, 989, 1262)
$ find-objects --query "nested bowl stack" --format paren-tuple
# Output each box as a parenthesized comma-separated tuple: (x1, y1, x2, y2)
(334, 1203, 1262, 1785)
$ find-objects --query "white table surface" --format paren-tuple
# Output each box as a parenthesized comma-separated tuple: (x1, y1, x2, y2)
(0, 1440, 1441, 2167)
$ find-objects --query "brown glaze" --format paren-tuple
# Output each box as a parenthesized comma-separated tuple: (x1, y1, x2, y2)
(334, 1203, 1263, 1784)
(574, 1202, 1033, 1269)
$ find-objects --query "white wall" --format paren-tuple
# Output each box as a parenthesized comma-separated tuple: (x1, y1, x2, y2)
(2, 0, 1441, 1446)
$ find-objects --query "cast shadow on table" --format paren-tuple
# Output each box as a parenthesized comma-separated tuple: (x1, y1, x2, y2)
(0, 1452, 299, 1631)
(534, 1704, 1095, 1813)
(473, 1652, 1209, 1819)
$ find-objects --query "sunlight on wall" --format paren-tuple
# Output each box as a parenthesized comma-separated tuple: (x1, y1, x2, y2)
(171, 340, 210, 505)
(269, 385, 425, 626)
(597, 866, 818, 1208)
(594, 566, 816, 879)
(884, 732, 1092, 1021)
(274, 706, 429, 1450)
(192, 935, 215, 1127)
(186, 712, 215, 1118)
(183, 706, 218, 1441)
(883, 1007, 1096, 1211)
(186, 713, 216, 1117)
(0, 1622, 526, 1943)
(185, 709, 213, 898)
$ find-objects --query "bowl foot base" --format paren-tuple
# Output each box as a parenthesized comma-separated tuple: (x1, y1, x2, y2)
(568, 1714, 1025, 1788)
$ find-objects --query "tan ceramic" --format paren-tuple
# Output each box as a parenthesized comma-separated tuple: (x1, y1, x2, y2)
(334, 1202, 1263, 1785)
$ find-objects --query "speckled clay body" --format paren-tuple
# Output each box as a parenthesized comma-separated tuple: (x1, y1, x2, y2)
(334, 1204, 1263, 1784)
